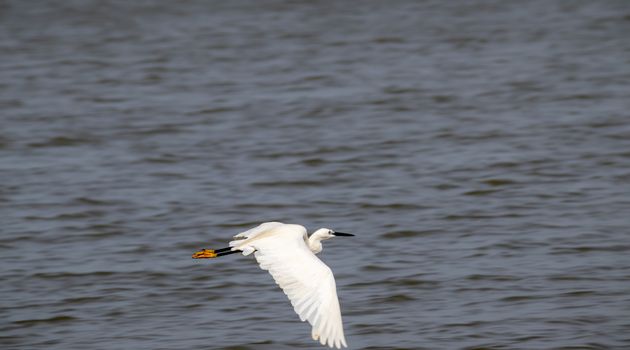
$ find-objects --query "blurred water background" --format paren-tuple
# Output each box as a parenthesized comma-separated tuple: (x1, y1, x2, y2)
(2, 1, 630, 349)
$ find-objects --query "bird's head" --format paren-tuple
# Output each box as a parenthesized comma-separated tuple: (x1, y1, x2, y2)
(311, 228, 355, 241)
(308, 228, 354, 254)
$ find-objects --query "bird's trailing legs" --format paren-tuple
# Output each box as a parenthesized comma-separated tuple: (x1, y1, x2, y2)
(192, 247, 238, 259)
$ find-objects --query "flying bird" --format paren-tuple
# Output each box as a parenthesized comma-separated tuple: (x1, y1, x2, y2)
(192, 222, 354, 348)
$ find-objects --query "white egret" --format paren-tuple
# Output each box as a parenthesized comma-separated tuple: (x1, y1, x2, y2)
(192, 222, 354, 349)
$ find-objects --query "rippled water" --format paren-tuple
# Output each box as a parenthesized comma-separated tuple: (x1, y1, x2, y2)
(2, 1, 630, 349)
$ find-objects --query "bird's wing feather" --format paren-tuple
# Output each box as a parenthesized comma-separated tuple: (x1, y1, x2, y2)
(229, 222, 287, 254)
(232, 221, 285, 239)
(246, 230, 347, 349)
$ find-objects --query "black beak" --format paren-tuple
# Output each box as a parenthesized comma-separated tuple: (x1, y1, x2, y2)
(333, 232, 354, 237)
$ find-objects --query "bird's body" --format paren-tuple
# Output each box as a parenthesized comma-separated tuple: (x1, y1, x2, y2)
(193, 222, 353, 349)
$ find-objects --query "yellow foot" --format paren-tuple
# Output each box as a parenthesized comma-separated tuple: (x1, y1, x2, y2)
(192, 249, 217, 259)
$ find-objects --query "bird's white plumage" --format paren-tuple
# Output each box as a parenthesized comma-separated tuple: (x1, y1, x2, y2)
(232, 221, 285, 239)
(229, 223, 348, 349)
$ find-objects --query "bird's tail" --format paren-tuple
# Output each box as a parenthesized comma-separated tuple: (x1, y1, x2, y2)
(192, 247, 237, 259)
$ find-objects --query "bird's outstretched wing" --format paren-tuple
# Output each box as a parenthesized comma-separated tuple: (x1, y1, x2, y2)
(235, 226, 347, 348)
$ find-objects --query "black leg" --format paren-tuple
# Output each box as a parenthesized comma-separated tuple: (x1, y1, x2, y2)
(216, 250, 239, 257)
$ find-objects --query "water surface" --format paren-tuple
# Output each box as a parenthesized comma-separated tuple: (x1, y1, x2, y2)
(2, 1, 630, 349)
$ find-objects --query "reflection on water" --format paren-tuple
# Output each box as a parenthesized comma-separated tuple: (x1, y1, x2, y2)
(2, 1, 630, 349)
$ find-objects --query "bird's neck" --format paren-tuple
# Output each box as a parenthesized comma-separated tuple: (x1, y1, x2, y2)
(307, 235, 323, 254)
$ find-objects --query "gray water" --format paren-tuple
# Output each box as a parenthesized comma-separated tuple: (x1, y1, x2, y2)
(2, 1, 630, 349)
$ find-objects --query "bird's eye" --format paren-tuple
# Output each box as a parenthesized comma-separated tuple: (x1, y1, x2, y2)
(329, 230, 334, 235)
